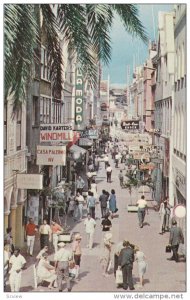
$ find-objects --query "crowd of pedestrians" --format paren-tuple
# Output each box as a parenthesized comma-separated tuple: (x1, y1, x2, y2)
(4, 137, 185, 292)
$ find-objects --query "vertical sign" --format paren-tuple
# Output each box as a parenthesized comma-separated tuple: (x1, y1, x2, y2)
(75, 68, 83, 126)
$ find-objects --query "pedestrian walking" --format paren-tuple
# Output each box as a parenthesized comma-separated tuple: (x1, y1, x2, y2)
(158, 200, 167, 234)
(75, 191, 85, 220)
(39, 219, 52, 249)
(118, 241, 135, 290)
(90, 179, 98, 200)
(25, 218, 38, 256)
(100, 232, 113, 277)
(54, 242, 72, 292)
(114, 241, 124, 278)
(86, 171, 93, 190)
(136, 195, 148, 228)
(118, 170, 124, 188)
(87, 191, 96, 219)
(106, 164, 112, 183)
(4, 227, 14, 254)
(4, 244, 11, 290)
(50, 220, 63, 253)
(101, 214, 112, 232)
(104, 155, 109, 169)
(72, 233, 82, 279)
(76, 176, 85, 194)
(115, 153, 120, 168)
(37, 252, 57, 289)
(68, 193, 75, 217)
(84, 213, 96, 249)
(109, 189, 117, 218)
(134, 246, 147, 288)
(9, 248, 26, 292)
(99, 190, 109, 218)
(164, 197, 171, 231)
(167, 219, 184, 262)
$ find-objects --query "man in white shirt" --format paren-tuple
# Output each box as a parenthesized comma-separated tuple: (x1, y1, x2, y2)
(75, 191, 85, 221)
(106, 164, 112, 183)
(104, 155, 109, 169)
(54, 242, 72, 292)
(39, 219, 52, 249)
(84, 213, 96, 249)
(9, 248, 26, 292)
(115, 153, 120, 168)
(136, 195, 148, 228)
(76, 176, 85, 194)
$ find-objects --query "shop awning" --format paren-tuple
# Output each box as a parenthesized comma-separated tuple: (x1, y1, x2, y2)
(69, 144, 87, 160)
(79, 138, 93, 147)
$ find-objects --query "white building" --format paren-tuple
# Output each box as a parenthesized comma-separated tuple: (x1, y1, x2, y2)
(171, 4, 186, 206)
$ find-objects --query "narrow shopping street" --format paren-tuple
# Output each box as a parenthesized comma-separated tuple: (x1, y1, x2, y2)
(7, 149, 185, 293)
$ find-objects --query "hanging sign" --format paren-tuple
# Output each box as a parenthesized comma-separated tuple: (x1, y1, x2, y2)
(75, 68, 83, 126)
(40, 124, 73, 142)
(17, 174, 43, 189)
(36, 145, 66, 165)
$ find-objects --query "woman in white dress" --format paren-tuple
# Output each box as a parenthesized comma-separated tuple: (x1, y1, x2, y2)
(90, 179, 98, 201)
(37, 252, 57, 289)
(135, 247, 147, 288)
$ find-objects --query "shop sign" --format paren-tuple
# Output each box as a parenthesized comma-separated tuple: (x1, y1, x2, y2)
(175, 169, 186, 197)
(133, 153, 150, 160)
(36, 145, 66, 165)
(40, 124, 73, 142)
(75, 68, 83, 125)
(121, 120, 139, 130)
(88, 129, 98, 139)
(17, 174, 43, 189)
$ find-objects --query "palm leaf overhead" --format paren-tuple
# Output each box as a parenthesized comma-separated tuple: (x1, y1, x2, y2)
(4, 4, 148, 109)
(4, 4, 38, 110)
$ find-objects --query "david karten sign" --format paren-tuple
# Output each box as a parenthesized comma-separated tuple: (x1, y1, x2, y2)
(121, 120, 139, 130)
(36, 145, 66, 166)
(40, 124, 73, 142)
(75, 68, 83, 126)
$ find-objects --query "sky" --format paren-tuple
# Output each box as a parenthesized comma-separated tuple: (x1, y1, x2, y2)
(102, 4, 173, 88)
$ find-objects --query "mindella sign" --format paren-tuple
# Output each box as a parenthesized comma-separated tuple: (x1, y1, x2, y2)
(75, 68, 83, 126)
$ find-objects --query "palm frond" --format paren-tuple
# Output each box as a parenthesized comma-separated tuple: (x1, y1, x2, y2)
(86, 4, 113, 64)
(4, 4, 39, 110)
(57, 4, 98, 87)
(40, 4, 63, 97)
(111, 4, 148, 43)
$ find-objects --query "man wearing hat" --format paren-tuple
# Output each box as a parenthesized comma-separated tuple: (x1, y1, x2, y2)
(54, 242, 72, 292)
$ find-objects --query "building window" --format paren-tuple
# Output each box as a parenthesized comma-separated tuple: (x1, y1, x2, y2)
(40, 97, 51, 124)
(41, 47, 50, 81)
(16, 109, 22, 150)
(52, 99, 63, 123)
(32, 96, 38, 126)
(4, 105, 7, 155)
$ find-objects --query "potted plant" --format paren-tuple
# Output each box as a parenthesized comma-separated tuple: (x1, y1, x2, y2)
(123, 173, 139, 212)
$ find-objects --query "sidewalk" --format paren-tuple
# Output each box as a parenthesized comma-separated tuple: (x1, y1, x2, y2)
(6, 152, 186, 293)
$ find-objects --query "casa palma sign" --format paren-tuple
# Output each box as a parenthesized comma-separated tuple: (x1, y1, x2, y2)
(36, 145, 66, 166)
(75, 68, 83, 126)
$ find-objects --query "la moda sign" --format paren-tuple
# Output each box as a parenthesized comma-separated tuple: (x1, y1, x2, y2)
(75, 68, 83, 125)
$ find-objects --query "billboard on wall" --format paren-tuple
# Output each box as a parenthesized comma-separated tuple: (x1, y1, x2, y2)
(36, 145, 66, 165)
(75, 68, 83, 126)
(17, 174, 43, 189)
(40, 124, 73, 142)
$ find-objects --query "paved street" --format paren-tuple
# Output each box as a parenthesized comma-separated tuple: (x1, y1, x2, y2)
(5, 150, 186, 293)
